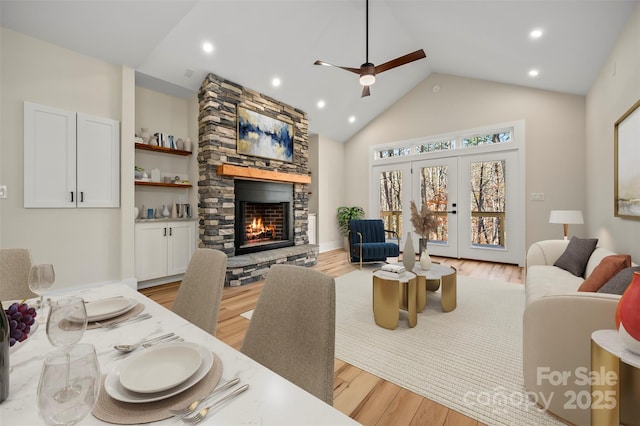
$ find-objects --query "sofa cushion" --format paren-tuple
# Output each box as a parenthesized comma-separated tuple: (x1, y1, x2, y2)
(525, 265, 584, 305)
(578, 255, 631, 292)
(553, 237, 598, 277)
(598, 266, 640, 295)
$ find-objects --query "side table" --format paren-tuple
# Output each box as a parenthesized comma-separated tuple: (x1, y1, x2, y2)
(591, 329, 640, 426)
(372, 270, 418, 329)
(411, 263, 457, 312)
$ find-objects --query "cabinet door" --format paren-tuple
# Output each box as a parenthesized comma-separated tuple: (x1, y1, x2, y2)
(135, 223, 168, 281)
(24, 102, 76, 208)
(167, 221, 196, 276)
(77, 113, 120, 208)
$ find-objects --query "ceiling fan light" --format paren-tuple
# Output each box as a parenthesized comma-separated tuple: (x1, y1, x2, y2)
(359, 74, 375, 86)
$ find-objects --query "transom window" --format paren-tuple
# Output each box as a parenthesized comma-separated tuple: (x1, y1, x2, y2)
(373, 130, 513, 161)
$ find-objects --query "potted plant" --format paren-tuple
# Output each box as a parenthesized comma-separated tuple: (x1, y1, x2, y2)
(336, 206, 365, 236)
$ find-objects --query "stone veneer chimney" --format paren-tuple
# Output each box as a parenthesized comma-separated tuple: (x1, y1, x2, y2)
(197, 74, 315, 284)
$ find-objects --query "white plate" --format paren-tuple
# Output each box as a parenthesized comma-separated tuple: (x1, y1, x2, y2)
(119, 344, 202, 393)
(85, 298, 136, 322)
(105, 343, 213, 403)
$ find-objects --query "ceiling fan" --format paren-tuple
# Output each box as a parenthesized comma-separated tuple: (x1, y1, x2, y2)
(314, 0, 426, 97)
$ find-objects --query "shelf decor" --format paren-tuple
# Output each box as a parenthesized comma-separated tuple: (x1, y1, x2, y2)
(237, 106, 293, 163)
(614, 99, 640, 218)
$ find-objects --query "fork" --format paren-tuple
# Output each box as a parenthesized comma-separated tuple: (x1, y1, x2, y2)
(169, 377, 241, 417)
(95, 312, 151, 329)
(182, 384, 249, 424)
(142, 335, 183, 347)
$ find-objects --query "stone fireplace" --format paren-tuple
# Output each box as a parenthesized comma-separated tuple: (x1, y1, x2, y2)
(197, 73, 318, 286)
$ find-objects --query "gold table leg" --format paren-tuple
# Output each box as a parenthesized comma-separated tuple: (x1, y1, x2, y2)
(372, 275, 399, 330)
(407, 277, 417, 328)
(416, 275, 427, 311)
(591, 339, 620, 426)
(441, 268, 457, 312)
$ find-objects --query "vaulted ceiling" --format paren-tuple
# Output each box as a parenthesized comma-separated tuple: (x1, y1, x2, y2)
(1, 0, 636, 142)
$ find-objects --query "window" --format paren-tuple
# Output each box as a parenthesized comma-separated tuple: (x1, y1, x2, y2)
(374, 147, 411, 159)
(462, 132, 511, 148)
(416, 140, 454, 154)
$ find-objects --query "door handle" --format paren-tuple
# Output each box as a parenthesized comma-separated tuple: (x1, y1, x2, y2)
(80, 191, 84, 203)
(169, 227, 172, 236)
(447, 210, 457, 214)
(163, 228, 167, 237)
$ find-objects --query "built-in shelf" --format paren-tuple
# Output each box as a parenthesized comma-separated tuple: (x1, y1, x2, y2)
(135, 181, 192, 188)
(135, 143, 191, 156)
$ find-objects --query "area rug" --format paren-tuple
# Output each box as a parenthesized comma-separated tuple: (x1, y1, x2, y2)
(335, 267, 564, 426)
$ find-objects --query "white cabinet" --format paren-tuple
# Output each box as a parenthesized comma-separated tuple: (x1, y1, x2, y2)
(135, 221, 196, 281)
(24, 102, 120, 208)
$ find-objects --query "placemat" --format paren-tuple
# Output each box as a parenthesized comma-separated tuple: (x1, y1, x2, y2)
(87, 303, 145, 330)
(92, 352, 222, 424)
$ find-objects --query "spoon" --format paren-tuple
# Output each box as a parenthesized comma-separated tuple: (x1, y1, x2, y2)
(113, 332, 175, 353)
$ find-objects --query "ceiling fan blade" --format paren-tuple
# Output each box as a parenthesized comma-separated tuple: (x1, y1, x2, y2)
(361, 85, 371, 97)
(374, 49, 427, 74)
(313, 60, 361, 74)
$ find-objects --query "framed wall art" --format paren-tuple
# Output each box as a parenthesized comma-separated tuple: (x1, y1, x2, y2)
(614, 99, 640, 218)
(237, 106, 294, 162)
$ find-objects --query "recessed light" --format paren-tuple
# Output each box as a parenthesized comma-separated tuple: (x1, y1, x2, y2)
(272, 77, 281, 87)
(202, 42, 214, 54)
(348, 116, 356, 123)
(528, 69, 539, 77)
(317, 100, 325, 109)
(529, 29, 543, 39)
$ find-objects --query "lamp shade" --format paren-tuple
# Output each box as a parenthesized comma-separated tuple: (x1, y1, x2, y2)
(549, 210, 584, 224)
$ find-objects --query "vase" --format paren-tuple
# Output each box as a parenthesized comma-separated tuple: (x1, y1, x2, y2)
(162, 204, 170, 217)
(133, 207, 139, 220)
(184, 137, 192, 152)
(402, 232, 415, 271)
(140, 128, 150, 144)
(617, 271, 640, 354)
(176, 138, 184, 151)
(420, 247, 432, 270)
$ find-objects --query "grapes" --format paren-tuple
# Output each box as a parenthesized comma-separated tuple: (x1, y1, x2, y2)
(4, 302, 37, 347)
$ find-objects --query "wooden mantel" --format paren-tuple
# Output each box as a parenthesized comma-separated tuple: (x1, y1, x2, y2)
(217, 164, 311, 184)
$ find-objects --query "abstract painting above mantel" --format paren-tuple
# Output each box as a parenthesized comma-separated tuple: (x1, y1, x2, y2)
(237, 106, 294, 163)
(614, 99, 640, 219)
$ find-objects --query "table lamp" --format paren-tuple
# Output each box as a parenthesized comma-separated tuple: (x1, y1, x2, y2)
(549, 210, 584, 240)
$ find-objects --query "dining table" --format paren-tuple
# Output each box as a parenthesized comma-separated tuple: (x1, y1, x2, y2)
(1, 282, 359, 425)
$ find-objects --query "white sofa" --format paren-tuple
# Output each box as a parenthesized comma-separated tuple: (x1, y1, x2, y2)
(523, 239, 622, 426)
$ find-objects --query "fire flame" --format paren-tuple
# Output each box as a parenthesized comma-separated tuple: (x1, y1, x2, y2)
(246, 216, 276, 240)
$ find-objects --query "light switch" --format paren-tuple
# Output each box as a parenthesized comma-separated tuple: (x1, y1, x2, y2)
(0, 185, 7, 199)
(531, 192, 544, 201)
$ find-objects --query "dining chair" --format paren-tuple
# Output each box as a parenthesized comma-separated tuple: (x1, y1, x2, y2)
(240, 264, 336, 405)
(0, 248, 36, 300)
(171, 248, 227, 336)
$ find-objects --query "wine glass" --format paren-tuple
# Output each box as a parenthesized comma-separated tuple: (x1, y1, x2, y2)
(28, 264, 55, 309)
(46, 296, 87, 348)
(37, 343, 100, 426)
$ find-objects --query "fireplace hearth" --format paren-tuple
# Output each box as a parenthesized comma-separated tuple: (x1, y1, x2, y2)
(234, 180, 294, 255)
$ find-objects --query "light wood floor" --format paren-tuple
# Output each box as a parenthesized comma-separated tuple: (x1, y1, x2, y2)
(140, 250, 524, 426)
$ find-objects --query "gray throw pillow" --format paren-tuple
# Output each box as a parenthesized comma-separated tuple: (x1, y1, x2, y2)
(598, 266, 640, 295)
(553, 236, 598, 277)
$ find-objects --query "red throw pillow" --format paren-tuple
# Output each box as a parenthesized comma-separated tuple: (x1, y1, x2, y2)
(578, 254, 632, 292)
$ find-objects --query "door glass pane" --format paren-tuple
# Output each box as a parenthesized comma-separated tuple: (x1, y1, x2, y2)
(379, 171, 402, 236)
(420, 166, 448, 243)
(470, 160, 506, 248)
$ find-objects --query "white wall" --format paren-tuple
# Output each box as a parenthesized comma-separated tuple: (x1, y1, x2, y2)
(316, 134, 345, 252)
(0, 28, 126, 289)
(344, 73, 587, 252)
(585, 4, 640, 260)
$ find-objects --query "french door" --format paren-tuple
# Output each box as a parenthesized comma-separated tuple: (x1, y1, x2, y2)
(372, 150, 524, 265)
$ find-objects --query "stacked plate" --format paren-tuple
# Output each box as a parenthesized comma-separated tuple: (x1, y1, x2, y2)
(105, 343, 213, 403)
(85, 298, 137, 322)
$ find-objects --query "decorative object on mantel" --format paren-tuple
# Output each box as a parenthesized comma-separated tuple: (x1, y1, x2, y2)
(410, 200, 436, 270)
(237, 106, 293, 163)
(402, 232, 415, 271)
(616, 271, 640, 354)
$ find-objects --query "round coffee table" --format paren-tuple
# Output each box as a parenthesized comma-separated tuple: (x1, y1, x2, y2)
(372, 270, 418, 329)
(410, 263, 457, 312)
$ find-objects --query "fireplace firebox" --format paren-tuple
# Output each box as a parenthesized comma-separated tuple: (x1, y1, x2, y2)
(234, 180, 294, 255)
